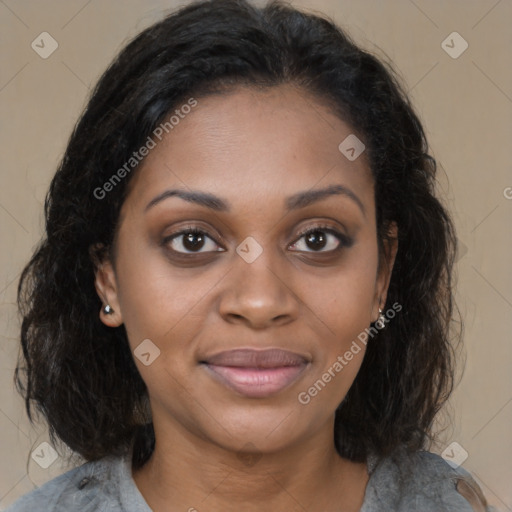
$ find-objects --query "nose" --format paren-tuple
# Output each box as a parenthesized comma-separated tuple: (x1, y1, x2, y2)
(218, 250, 300, 329)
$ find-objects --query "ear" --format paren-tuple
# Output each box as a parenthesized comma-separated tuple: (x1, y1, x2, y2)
(372, 222, 398, 322)
(89, 243, 124, 327)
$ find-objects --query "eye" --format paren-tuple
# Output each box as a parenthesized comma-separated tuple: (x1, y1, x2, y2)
(289, 225, 352, 253)
(163, 228, 223, 254)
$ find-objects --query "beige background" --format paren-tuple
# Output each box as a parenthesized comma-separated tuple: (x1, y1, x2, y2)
(1, 0, 511, 510)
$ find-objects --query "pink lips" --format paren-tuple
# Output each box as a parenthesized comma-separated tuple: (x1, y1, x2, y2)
(201, 349, 309, 398)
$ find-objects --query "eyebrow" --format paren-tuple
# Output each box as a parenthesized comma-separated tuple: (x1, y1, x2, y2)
(286, 184, 365, 217)
(144, 184, 365, 217)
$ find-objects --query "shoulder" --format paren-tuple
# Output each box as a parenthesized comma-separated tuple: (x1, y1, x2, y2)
(4, 455, 124, 512)
(363, 446, 495, 512)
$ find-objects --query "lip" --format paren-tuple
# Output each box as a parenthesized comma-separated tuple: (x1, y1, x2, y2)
(201, 349, 310, 398)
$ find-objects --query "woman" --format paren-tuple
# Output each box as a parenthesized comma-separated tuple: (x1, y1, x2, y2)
(8, 0, 492, 510)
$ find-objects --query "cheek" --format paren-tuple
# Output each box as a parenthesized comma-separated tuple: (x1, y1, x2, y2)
(114, 255, 217, 396)
(308, 245, 378, 335)
(298, 276, 373, 412)
(298, 239, 378, 402)
(114, 237, 223, 351)
(113, 234, 172, 339)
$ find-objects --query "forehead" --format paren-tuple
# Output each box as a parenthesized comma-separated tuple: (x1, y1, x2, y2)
(122, 84, 374, 215)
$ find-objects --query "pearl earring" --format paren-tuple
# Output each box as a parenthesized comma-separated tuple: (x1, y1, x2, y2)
(375, 307, 386, 329)
(103, 304, 114, 315)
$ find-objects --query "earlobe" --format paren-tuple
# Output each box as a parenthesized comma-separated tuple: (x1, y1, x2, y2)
(90, 244, 123, 327)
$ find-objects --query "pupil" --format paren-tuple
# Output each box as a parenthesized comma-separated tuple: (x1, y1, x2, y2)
(306, 230, 326, 250)
(183, 232, 204, 251)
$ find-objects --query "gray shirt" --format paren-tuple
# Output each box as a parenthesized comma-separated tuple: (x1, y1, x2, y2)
(6, 446, 494, 511)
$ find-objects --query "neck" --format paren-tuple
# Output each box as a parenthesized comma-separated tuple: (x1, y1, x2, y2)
(132, 418, 369, 512)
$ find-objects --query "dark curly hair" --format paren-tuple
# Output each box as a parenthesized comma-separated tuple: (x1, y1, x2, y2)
(15, 0, 461, 470)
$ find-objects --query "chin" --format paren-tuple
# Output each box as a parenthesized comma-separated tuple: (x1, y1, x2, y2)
(198, 403, 305, 454)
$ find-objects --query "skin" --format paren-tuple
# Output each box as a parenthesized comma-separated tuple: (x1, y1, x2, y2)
(94, 84, 398, 512)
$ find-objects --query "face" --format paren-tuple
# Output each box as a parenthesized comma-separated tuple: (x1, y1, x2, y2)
(95, 84, 397, 455)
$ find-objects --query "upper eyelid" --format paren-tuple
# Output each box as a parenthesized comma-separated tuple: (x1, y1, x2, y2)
(166, 224, 345, 239)
(293, 224, 345, 239)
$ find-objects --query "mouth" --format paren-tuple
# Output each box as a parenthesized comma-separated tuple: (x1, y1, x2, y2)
(200, 348, 310, 398)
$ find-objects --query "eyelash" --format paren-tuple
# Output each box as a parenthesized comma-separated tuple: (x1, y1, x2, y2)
(161, 223, 352, 256)
(291, 224, 352, 253)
